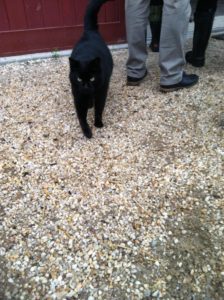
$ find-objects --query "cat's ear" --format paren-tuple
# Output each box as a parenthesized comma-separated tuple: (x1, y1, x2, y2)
(69, 57, 80, 70)
(89, 57, 101, 71)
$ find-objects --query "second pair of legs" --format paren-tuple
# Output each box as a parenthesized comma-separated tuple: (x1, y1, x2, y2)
(126, 0, 218, 92)
(149, 0, 218, 65)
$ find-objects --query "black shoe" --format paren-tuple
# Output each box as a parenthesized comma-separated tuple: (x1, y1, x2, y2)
(160, 72, 199, 92)
(127, 70, 148, 86)
(186, 51, 205, 67)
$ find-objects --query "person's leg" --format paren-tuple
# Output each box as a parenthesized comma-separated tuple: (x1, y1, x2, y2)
(125, 0, 150, 83)
(159, 0, 198, 91)
(186, 0, 218, 67)
(159, 0, 191, 85)
(149, 0, 163, 52)
(196, 0, 218, 12)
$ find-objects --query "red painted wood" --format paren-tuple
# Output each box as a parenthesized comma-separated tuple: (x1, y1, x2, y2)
(0, 0, 126, 57)
(105, 1, 119, 22)
(0, 0, 9, 31)
(74, 2, 88, 25)
(4, 0, 27, 30)
(23, 0, 44, 29)
(60, 0, 76, 27)
(42, 0, 61, 27)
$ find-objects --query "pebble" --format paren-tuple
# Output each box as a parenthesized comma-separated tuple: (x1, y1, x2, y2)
(152, 290, 160, 298)
(155, 260, 160, 267)
(166, 275, 172, 281)
(0, 247, 6, 256)
(144, 290, 151, 297)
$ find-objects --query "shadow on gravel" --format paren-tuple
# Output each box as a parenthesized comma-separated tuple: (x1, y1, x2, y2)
(164, 196, 224, 300)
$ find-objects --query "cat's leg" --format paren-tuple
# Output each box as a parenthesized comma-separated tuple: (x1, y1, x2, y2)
(75, 101, 92, 138)
(94, 86, 108, 128)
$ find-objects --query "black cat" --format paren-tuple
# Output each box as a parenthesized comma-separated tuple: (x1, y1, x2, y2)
(69, 0, 113, 138)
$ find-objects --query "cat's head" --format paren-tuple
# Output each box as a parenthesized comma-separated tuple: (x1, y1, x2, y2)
(69, 57, 101, 94)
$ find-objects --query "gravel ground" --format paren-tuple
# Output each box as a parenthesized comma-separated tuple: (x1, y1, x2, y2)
(0, 38, 224, 300)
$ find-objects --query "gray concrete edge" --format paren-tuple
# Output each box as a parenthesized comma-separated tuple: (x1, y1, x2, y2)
(0, 43, 128, 65)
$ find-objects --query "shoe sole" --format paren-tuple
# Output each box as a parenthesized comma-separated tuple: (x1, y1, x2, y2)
(126, 80, 142, 86)
(188, 62, 205, 68)
(186, 58, 205, 68)
(160, 80, 198, 92)
(127, 72, 148, 86)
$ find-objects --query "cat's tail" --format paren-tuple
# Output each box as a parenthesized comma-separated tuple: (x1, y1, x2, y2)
(84, 0, 113, 31)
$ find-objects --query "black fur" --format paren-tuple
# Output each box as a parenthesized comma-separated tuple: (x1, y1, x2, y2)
(69, 0, 113, 138)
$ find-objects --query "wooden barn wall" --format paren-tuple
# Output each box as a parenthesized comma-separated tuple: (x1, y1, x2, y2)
(0, 0, 126, 57)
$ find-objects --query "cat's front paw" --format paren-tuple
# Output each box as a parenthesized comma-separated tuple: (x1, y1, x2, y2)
(83, 127, 93, 138)
(94, 120, 104, 128)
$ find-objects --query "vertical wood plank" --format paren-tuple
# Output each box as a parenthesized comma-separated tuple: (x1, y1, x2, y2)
(23, 0, 44, 29)
(4, 0, 27, 30)
(0, 0, 10, 31)
(98, 5, 107, 23)
(74, 1, 88, 25)
(105, 1, 119, 22)
(42, 0, 61, 27)
(60, 0, 76, 26)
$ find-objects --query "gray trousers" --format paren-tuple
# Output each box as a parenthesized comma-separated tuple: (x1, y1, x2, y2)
(125, 0, 191, 85)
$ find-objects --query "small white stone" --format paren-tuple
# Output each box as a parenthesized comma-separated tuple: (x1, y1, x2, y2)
(24, 256, 29, 262)
(202, 266, 208, 273)
(0, 247, 6, 256)
(30, 266, 36, 272)
(68, 239, 73, 249)
(167, 275, 172, 281)
(66, 273, 73, 278)
(155, 260, 160, 267)
(152, 290, 160, 297)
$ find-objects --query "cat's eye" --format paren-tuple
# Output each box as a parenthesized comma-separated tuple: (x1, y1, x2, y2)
(90, 77, 95, 82)
(77, 77, 82, 82)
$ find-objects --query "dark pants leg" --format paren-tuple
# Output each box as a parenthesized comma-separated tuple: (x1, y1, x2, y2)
(186, 0, 218, 67)
(196, 0, 218, 12)
(149, 0, 163, 52)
